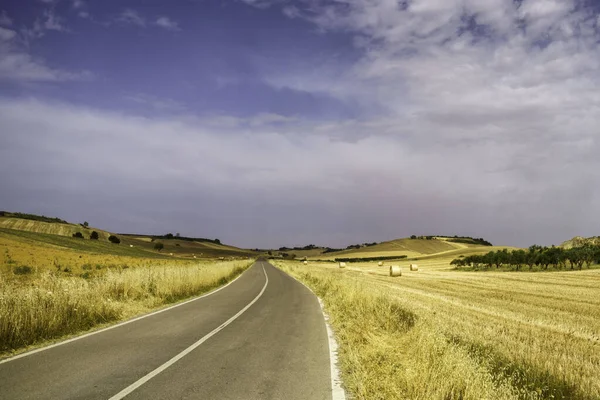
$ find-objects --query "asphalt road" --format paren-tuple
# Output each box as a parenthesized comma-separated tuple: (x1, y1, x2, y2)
(0, 260, 335, 400)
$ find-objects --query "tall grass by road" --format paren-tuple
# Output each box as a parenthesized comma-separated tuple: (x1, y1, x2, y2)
(275, 260, 600, 400)
(0, 260, 251, 355)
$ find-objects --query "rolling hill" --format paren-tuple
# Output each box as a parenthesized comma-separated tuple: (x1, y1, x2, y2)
(270, 236, 500, 261)
(0, 217, 112, 240)
(0, 213, 255, 259)
(560, 236, 600, 249)
(326, 238, 457, 258)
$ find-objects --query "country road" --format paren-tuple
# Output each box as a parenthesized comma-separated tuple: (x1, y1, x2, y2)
(0, 260, 342, 400)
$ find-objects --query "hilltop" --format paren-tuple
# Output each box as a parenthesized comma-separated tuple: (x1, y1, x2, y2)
(0, 212, 113, 240)
(560, 236, 600, 249)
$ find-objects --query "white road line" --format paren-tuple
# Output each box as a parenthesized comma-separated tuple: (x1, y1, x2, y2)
(317, 297, 347, 400)
(108, 264, 269, 400)
(286, 271, 347, 400)
(0, 262, 255, 365)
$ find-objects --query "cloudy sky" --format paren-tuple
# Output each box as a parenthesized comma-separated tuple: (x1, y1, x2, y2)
(1, 0, 599, 248)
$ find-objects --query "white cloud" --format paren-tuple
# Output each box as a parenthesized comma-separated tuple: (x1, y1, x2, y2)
(117, 9, 146, 27)
(239, 0, 281, 9)
(0, 20, 92, 82)
(1, 97, 598, 247)
(231, 0, 600, 245)
(155, 16, 180, 31)
(0, 27, 16, 41)
(42, 9, 68, 32)
(124, 93, 186, 112)
(0, 52, 93, 81)
(78, 11, 89, 19)
(72, 0, 85, 9)
(261, 0, 600, 141)
(0, 10, 12, 27)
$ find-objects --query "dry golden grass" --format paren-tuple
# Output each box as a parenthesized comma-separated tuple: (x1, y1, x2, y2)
(275, 256, 600, 400)
(0, 230, 254, 356)
(0, 217, 111, 240)
(312, 239, 514, 261)
(0, 231, 169, 277)
(0, 260, 251, 355)
(0, 227, 255, 269)
(325, 238, 458, 258)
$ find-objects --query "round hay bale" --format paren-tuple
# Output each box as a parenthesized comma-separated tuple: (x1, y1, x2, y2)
(410, 263, 419, 271)
(129, 244, 134, 248)
(389, 265, 402, 277)
(378, 261, 383, 266)
(303, 261, 308, 265)
(169, 253, 173, 256)
(339, 262, 346, 268)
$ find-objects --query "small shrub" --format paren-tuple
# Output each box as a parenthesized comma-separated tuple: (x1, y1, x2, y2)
(108, 235, 121, 244)
(154, 242, 164, 252)
(13, 265, 33, 275)
(72, 232, 84, 239)
(90, 231, 99, 240)
(82, 264, 93, 270)
(63, 267, 72, 273)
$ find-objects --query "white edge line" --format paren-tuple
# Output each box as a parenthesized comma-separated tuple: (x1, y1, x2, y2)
(286, 271, 347, 400)
(0, 261, 256, 365)
(108, 263, 269, 400)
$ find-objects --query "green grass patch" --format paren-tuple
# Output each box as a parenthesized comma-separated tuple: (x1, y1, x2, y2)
(0, 228, 167, 258)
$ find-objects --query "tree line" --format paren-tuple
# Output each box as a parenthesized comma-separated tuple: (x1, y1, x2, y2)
(410, 235, 493, 246)
(334, 255, 407, 263)
(451, 245, 600, 271)
(0, 211, 68, 224)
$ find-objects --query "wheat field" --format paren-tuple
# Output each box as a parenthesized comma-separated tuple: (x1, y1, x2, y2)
(0, 228, 254, 356)
(0, 260, 251, 355)
(275, 258, 600, 400)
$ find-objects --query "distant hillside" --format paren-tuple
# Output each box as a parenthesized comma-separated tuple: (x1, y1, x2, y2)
(267, 236, 496, 261)
(325, 238, 456, 258)
(560, 236, 600, 249)
(0, 217, 112, 240)
(0, 212, 255, 259)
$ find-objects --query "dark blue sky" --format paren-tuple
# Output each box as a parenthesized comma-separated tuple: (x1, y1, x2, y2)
(1, 0, 363, 119)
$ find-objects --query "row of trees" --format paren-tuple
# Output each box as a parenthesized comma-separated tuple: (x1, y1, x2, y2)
(0, 211, 68, 224)
(451, 245, 600, 270)
(72, 231, 120, 244)
(278, 244, 318, 251)
(410, 235, 493, 246)
(148, 233, 221, 244)
(277, 242, 379, 253)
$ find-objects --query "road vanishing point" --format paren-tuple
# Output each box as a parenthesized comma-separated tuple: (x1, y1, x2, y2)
(0, 260, 344, 400)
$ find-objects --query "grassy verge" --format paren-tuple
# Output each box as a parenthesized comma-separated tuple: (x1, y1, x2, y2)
(0, 260, 252, 356)
(275, 261, 597, 400)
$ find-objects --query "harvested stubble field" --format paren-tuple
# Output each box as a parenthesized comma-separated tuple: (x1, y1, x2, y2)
(0, 229, 253, 357)
(275, 256, 600, 400)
